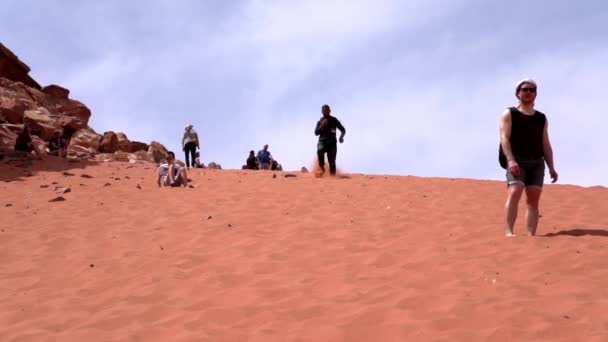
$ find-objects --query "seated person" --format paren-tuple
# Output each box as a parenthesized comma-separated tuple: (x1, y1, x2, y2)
(271, 160, 283, 171)
(14, 124, 44, 159)
(246, 150, 258, 170)
(157, 151, 189, 187)
(48, 130, 68, 158)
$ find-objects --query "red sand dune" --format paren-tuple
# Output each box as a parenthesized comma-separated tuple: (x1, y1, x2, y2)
(1, 157, 608, 341)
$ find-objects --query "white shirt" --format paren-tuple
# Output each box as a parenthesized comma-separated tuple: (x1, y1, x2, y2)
(158, 163, 181, 185)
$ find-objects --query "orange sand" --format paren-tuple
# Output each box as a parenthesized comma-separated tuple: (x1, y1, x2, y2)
(1, 157, 608, 341)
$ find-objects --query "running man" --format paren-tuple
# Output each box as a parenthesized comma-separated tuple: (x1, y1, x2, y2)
(314, 104, 345, 176)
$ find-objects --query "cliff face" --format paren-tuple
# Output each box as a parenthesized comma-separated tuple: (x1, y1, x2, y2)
(0, 43, 167, 164)
(0, 43, 40, 89)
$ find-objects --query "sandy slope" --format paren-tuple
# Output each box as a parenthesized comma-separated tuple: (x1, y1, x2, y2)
(1, 157, 608, 341)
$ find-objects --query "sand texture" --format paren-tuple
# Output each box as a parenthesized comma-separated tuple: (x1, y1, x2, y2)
(2, 157, 608, 341)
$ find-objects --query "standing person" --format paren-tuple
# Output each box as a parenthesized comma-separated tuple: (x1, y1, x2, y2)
(257, 144, 273, 170)
(314, 104, 345, 176)
(499, 79, 558, 237)
(182, 124, 199, 169)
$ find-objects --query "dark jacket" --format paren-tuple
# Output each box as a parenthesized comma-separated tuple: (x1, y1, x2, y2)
(314, 115, 345, 144)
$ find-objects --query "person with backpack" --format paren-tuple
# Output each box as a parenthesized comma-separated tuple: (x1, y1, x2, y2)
(499, 79, 558, 237)
(182, 124, 199, 169)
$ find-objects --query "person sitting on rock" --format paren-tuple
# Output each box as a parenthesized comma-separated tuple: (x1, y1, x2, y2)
(271, 160, 283, 171)
(246, 150, 259, 170)
(48, 130, 68, 158)
(157, 151, 189, 187)
(14, 124, 45, 160)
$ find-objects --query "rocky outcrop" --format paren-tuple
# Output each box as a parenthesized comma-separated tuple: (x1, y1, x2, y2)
(94, 150, 155, 164)
(23, 108, 57, 140)
(147, 141, 168, 163)
(0, 43, 175, 166)
(68, 128, 102, 157)
(99, 131, 119, 153)
(42, 84, 69, 100)
(130, 141, 149, 153)
(0, 124, 19, 148)
(116, 132, 131, 152)
(0, 42, 40, 89)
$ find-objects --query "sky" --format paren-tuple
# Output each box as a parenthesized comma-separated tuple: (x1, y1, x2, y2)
(2, 0, 607, 186)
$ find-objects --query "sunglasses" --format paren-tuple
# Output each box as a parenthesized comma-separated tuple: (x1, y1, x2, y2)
(520, 87, 536, 93)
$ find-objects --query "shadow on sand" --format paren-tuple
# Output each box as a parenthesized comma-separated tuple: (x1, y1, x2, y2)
(0, 151, 101, 183)
(543, 229, 608, 238)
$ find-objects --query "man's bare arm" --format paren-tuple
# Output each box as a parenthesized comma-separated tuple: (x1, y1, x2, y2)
(168, 165, 176, 183)
(499, 108, 516, 162)
(542, 119, 555, 170)
(157, 174, 162, 187)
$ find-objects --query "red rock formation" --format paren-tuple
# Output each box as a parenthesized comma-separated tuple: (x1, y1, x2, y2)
(0, 42, 40, 89)
(0, 43, 170, 165)
(99, 131, 119, 153)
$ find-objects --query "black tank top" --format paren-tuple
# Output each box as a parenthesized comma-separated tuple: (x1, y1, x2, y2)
(509, 107, 546, 159)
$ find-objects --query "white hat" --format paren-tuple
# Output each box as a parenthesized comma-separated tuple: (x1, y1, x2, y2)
(515, 78, 537, 91)
(185, 124, 193, 129)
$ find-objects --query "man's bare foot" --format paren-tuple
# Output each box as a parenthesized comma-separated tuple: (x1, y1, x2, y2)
(506, 232, 516, 237)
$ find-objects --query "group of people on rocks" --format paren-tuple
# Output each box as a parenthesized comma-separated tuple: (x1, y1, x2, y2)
(14, 124, 69, 159)
(244, 144, 282, 171)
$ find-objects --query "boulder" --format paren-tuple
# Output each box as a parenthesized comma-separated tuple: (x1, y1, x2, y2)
(94, 153, 114, 162)
(25, 87, 52, 109)
(301, 166, 309, 173)
(68, 145, 96, 159)
(57, 116, 86, 135)
(130, 141, 148, 153)
(0, 79, 36, 124)
(99, 131, 119, 153)
(148, 141, 168, 163)
(113, 150, 130, 162)
(0, 125, 18, 148)
(69, 127, 101, 153)
(59, 99, 91, 126)
(0, 94, 25, 124)
(129, 150, 153, 163)
(207, 162, 222, 170)
(116, 132, 132, 152)
(23, 108, 58, 140)
(42, 84, 69, 100)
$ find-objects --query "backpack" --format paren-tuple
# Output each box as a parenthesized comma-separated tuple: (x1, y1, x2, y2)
(497, 107, 516, 169)
(498, 143, 507, 169)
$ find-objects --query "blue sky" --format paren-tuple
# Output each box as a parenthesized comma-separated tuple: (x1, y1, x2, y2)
(2, 0, 607, 186)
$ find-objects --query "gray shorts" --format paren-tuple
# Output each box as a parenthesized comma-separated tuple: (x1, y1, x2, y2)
(506, 157, 545, 188)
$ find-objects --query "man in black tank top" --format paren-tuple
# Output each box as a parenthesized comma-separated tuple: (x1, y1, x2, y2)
(499, 79, 558, 237)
